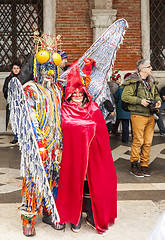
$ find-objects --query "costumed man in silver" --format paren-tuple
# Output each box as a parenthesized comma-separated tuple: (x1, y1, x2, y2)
(8, 32, 65, 236)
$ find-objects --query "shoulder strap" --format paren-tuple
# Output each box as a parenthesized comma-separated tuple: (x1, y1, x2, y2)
(135, 81, 139, 96)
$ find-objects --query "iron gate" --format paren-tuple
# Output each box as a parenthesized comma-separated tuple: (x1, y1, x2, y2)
(0, 0, 43, 72)
(150, 0, 165, 70)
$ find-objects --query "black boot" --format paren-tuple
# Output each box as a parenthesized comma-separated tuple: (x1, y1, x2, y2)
(42, 208, 52, 225)
(130, 162, 144, 177)
(43, 208, 65, 230)
(84, 195, 95, 229)
(83, 180, 95, 229)
(71, 213, 82, 233)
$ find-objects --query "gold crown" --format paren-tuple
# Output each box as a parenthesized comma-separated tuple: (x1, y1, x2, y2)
(31, 26, 62, 53)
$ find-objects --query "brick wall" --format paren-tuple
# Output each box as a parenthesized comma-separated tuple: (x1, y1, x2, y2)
(56, 0, 93, 65)
(56, 0, 141, 70)
(113, 0, 141, 70)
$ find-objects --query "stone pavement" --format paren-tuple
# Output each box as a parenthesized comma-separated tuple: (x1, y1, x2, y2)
(0, 132, 165, 240)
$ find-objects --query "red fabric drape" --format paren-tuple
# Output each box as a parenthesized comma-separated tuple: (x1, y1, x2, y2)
(56, 98, 117, 234)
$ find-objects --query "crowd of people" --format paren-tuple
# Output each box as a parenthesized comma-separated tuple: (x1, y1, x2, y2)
(2, 36, 165, 237)
(107, 59, 163, 178)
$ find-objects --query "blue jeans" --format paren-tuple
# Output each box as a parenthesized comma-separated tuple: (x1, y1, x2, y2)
(14, 133, 18, 140)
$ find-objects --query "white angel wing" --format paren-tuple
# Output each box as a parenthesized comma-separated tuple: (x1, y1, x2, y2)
(8, 77, 60, 222)
(60, 18, 128, 101)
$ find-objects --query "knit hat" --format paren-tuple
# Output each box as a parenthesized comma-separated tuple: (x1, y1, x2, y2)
(57, 49, 68, 59)
(110, 70, 121, 81)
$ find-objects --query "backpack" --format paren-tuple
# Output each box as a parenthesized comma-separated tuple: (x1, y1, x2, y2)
(121, 81, 139, 112)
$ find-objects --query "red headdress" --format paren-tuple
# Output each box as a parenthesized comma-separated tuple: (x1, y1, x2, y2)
(82, 58, 96, 90)
(65, 65, 84, 99)
(82, 58, 96, 75)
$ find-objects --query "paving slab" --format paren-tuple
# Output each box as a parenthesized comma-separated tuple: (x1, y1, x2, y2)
(0, 133, 165, 239)
(0, 201, 165, 240)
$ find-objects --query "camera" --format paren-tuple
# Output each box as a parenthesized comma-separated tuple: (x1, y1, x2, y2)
(147, 99, 159, 114)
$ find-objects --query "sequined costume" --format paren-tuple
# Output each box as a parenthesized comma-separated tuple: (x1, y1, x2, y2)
(22, 80, 63, 209)
(8, 33, 64, 236)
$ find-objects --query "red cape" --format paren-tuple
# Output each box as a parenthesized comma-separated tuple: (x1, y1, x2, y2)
(56, 99, 117, 234)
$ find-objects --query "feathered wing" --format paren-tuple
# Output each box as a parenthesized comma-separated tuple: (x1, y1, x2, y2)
(60, 18, 128, 101)
(8, 77, 60, 222)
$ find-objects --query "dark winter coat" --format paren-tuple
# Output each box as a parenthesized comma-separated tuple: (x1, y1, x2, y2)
(113, 86, 130, 119)
(19, 55, 34, 85)
(3, 72, 21, 130)
(160, 86, 165, 102)
(121, 72, 161, 117)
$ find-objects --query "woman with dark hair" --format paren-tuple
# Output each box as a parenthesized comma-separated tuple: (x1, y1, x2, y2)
(56, 65, 117, 234)
(3, 61, 21, 143)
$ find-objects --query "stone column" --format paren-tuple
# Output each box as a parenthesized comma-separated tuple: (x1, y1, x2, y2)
(43, 0, 56, 35)
(141, 0, 150, 60)
(91, 3, 117, 42)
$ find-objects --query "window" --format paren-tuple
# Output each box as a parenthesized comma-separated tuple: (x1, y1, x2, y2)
(150, 0, 165, 70)
(0, 0, 43, 72)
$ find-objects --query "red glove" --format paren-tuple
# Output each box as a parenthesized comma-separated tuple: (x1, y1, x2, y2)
(37, 140, 48, 161)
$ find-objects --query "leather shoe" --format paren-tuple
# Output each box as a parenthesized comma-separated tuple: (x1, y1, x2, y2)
(141, 166, 150, 177)
(71, 214, 82, 233)
(52, 222, 65, 230)
(130, 162, 144, 177)
(86, 216, 96, 230)
(10, 139, 18, 144)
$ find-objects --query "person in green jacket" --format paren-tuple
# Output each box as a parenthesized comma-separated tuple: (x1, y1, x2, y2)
(121, 59, 161, 177)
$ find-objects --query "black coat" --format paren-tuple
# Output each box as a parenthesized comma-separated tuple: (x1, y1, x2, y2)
(160, 87, 165, 102)
(3, 72, 20, 130)
(19, 55, 34, 85)
(3, 74, 12, 100)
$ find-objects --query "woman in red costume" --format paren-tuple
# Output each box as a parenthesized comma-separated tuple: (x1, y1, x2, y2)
(56, 65, 117, 234)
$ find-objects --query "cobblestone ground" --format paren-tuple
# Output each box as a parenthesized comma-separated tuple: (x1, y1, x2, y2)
(0, 132, 165, 240)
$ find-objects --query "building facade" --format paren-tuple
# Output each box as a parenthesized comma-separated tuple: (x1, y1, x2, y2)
(0, 0, 165, 131)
